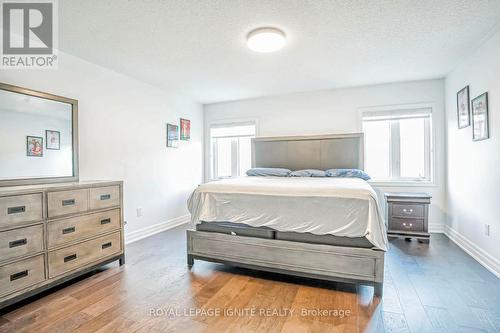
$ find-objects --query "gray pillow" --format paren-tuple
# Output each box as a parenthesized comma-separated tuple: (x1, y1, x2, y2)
(246, 168, 292, 177)
(325, 169, 371, 180)
(290, 169, 326, 177)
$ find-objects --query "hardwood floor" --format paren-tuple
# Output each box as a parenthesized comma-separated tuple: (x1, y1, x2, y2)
(1, 225, 499, 333)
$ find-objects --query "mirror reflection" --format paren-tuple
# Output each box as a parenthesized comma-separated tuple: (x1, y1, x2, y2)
(0, 89, 74, 180)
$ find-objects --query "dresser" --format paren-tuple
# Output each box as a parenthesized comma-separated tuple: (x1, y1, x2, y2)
(0, 181, 124, 309)
(385, 192, 431, 244)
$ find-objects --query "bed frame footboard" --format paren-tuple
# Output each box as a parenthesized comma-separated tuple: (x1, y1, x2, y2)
(186, 229, 384, 297)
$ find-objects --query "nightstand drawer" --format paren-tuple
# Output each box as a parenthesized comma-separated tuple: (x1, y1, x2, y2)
(389, 218, 424, 232)
(391, 204, 424, 219)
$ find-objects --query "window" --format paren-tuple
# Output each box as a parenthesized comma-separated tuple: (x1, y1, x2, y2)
(210, 122, 256, 179)
(362, 108, 432, 182)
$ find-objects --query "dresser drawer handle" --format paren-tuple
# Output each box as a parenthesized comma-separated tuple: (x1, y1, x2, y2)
(402, 222, 413, 228)
(64, 254, 77, 262)
(402, 208, 414, 214)
(10, 270, 29, 281)
(62, 199, 75, 206)
(7, 205, 26, 214)
(102, 242, 112, 249)
(100, 194, 111, 201)
(9, 238, 27, 248)
(100, 218, 111, 225)
(62, 226, 76, 234)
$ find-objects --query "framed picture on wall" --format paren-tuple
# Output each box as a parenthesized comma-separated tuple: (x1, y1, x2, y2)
(46, 130, 60, 150)
(471, 92, 489, 141)
(27, 136, 43, 157)
(167, 123, 179, 148)
(180, 118, 190, 141)
(456, 86, 470, 129)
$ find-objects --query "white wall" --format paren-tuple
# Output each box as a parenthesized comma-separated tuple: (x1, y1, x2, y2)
(204, 79, 446, 229)
(1, 51, 203, 235)
(445, 29, 500, 271)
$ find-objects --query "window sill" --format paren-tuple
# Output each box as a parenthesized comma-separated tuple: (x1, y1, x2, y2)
(368, 180, 438, 188)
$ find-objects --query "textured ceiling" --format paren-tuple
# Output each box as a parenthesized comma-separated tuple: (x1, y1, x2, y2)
(59, 1, 500, 104)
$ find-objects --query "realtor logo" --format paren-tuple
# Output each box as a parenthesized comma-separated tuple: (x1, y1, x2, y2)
(1, 0, 58, 68)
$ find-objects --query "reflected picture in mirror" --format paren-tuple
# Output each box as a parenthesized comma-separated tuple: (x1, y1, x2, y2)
(26, 136, 43, 157)
(46, 130, 61, 150)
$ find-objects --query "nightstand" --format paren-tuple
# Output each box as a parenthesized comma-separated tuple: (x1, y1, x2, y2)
(385, 192, 431, 243)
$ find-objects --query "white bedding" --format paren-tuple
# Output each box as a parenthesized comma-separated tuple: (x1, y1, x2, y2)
(187, 177, 388, 251)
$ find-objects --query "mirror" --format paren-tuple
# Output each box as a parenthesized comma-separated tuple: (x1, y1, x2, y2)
(0, 83, 78, 186)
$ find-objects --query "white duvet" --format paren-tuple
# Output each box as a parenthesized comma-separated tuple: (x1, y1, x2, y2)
(187, 177, 388, 251)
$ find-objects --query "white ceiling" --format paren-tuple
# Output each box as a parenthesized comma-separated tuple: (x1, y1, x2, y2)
(59, 1, 500, 104)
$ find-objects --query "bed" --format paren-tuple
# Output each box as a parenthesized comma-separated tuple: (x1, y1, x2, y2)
(186, 133, 387, 297)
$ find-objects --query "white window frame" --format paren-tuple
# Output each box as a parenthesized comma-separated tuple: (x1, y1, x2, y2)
(208, 120, 257, 180)
(359, 104, 435, 187)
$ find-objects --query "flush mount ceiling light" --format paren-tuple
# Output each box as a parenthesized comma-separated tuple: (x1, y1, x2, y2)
(247, 27, 286, 53)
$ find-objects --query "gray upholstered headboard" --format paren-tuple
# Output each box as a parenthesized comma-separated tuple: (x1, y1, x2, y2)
(251, 133, 364, 170)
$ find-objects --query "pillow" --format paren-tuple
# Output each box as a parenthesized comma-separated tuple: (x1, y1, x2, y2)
(325, 169, 371, 181)
(246, 167, 292, 177)
(289, 169, 326, 177)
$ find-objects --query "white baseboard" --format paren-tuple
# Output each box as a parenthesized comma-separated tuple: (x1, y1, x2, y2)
(125, 214, 190, 244)
(444, 225, 500, 278)
(428, 222, 445, 233)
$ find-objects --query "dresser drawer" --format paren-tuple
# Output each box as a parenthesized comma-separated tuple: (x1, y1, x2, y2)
(48, 189, 89, 218)
(47, 209, 121, 248)
(48, 232, 121, 278)
(0, 225, 44, 262)
(391, 204, 424, 219)
(0, 255, 45, 297)
(89, 186, 120, 210)
(0, 194, 43, 227)
(389, 218, 424, 232)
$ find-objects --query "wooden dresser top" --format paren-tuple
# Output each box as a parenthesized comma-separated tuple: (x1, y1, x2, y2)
(0, 180, 123, 196)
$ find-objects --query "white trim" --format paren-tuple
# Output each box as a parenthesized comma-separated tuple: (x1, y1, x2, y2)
(369, 180, 438, 187)
(125, 214, 190, 244)
(444, 225, 500, 279)
(428, 223, 445, 233)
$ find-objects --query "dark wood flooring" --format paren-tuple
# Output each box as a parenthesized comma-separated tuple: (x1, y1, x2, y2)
(0, 226, 499, 333)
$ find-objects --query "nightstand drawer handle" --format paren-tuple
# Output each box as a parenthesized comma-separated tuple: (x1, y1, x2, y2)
(10, 270, 28, 281)
(9, 238, 27, 248)
(402, 208, 414, 214)
(100, 218, 111, 225)
(402, 222, 413, 228)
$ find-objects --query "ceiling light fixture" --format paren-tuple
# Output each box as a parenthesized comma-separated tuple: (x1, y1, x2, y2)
(247, 27, 286, 53)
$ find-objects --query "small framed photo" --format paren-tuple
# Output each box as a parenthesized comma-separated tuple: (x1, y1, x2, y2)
(471, 92, 489, 141)
(27, 136, 43, 157)
(180, 118, 191, 141)
(46, 130, 60, 150)
(456, 86, 470, 129)
(167, 123, 179, 148)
